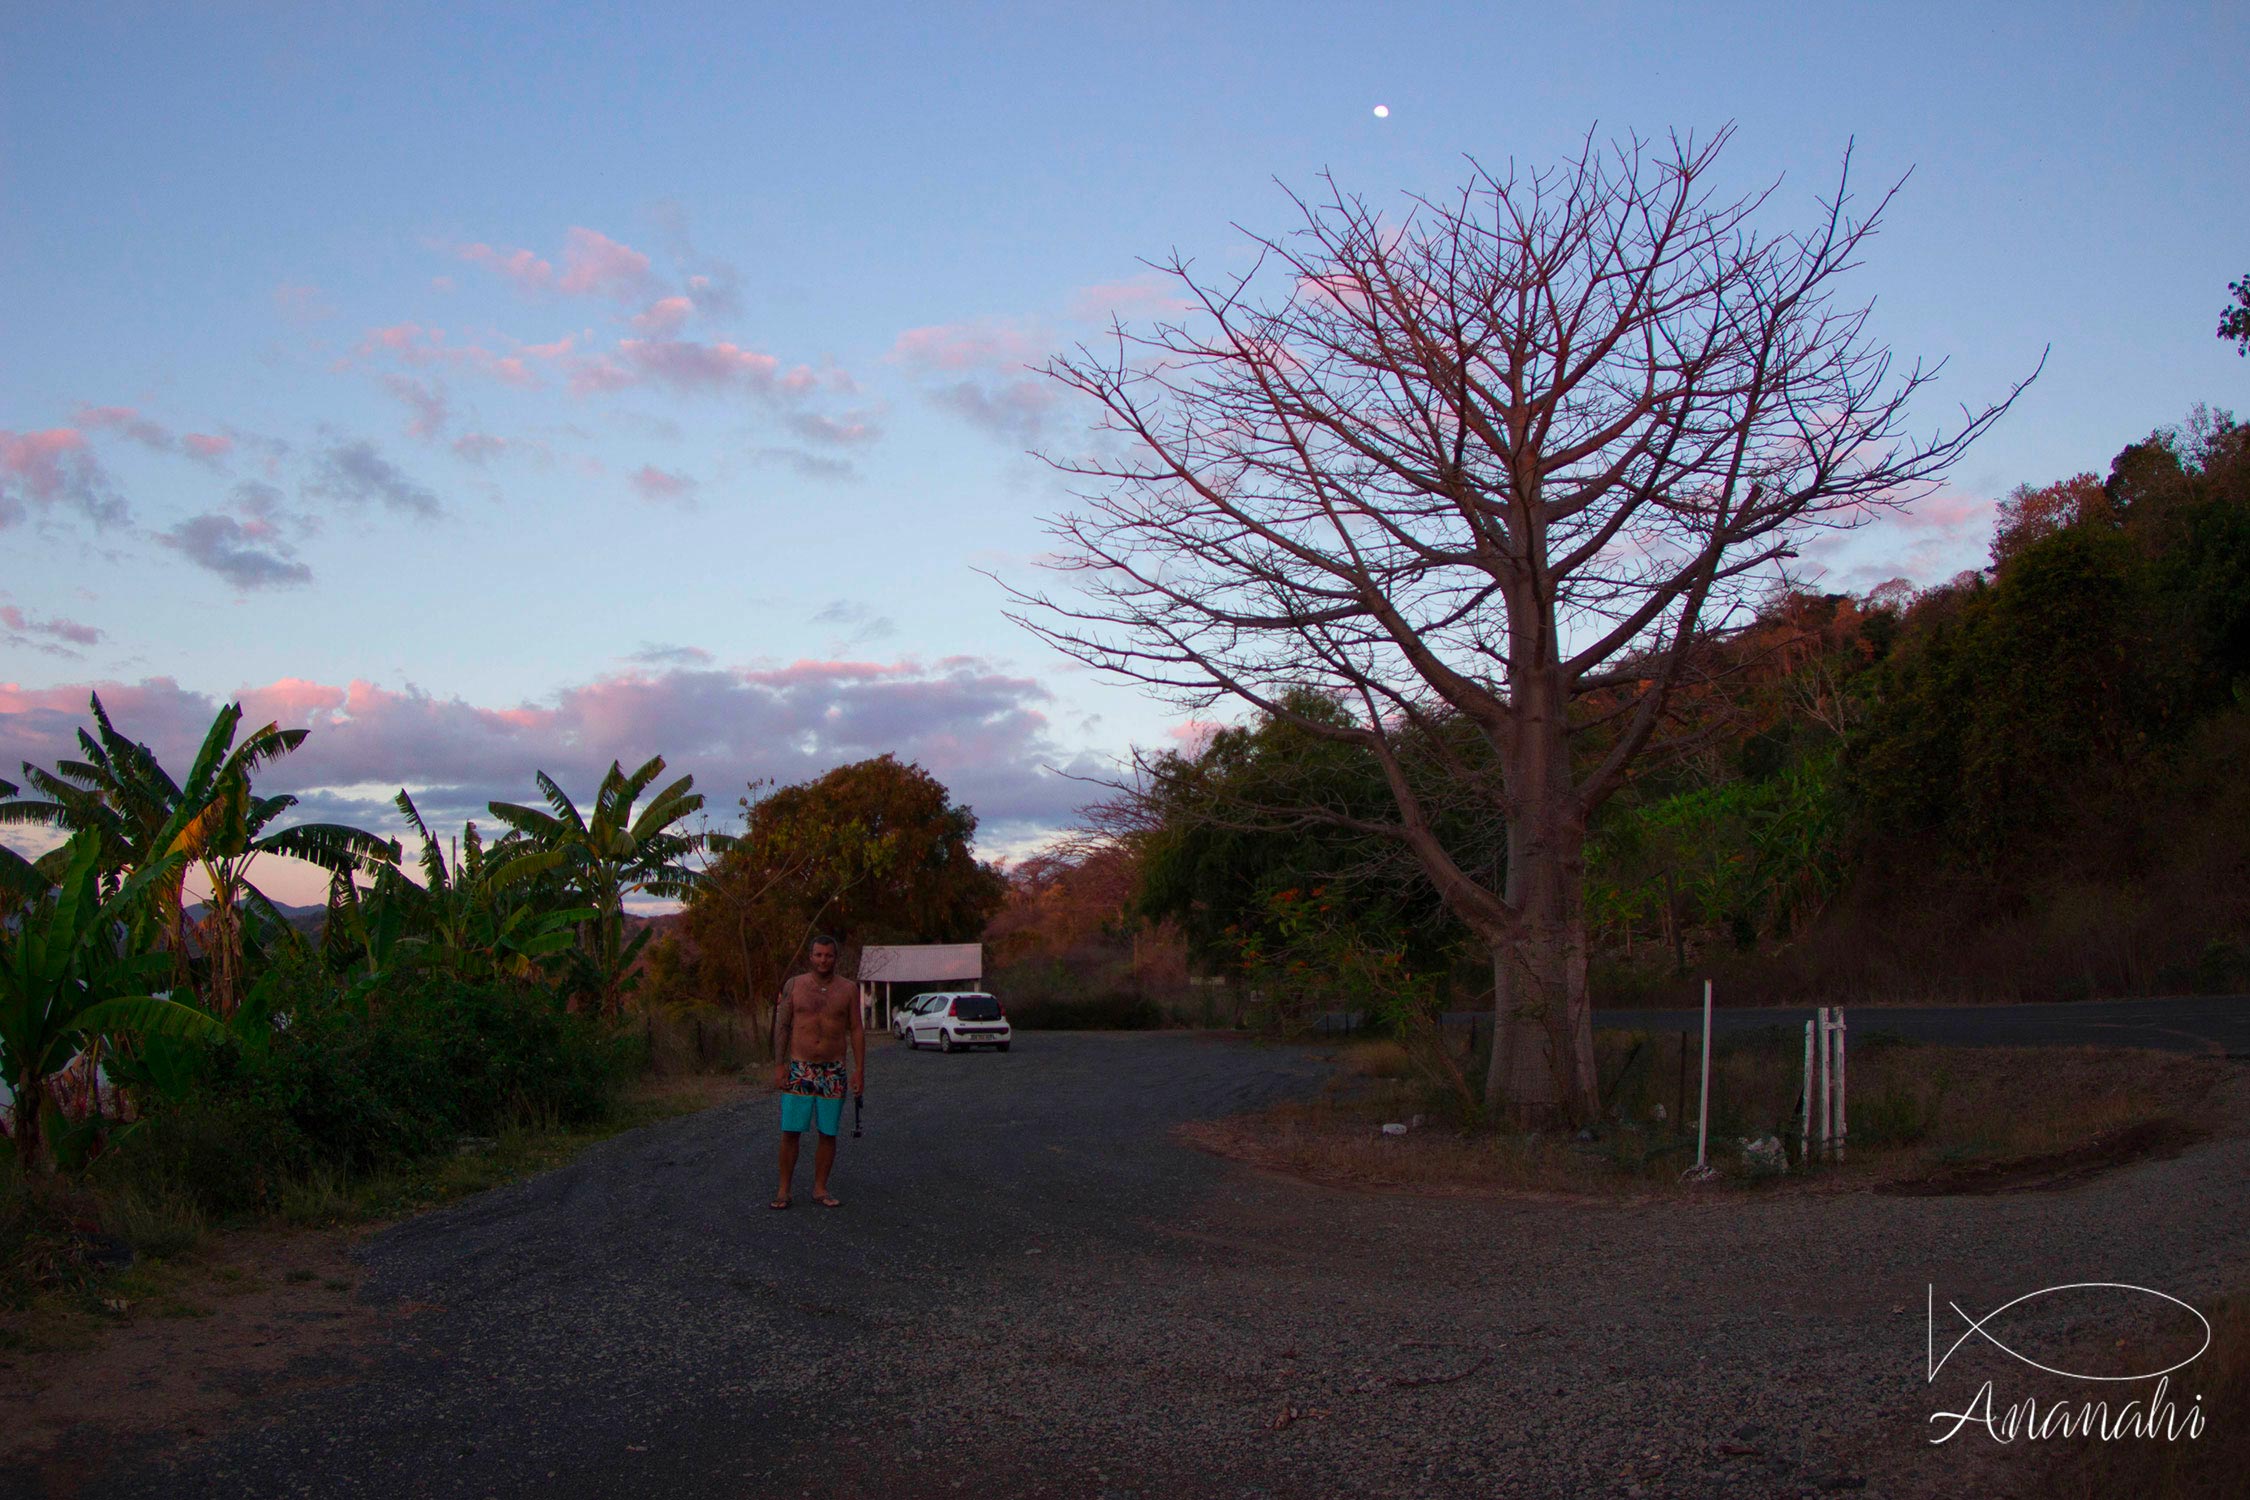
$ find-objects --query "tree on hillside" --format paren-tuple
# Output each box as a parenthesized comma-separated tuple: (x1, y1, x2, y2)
(681, 756, 1005, 1047)
(1131, 696, 1476, 981)
(1011, 128, 2032, 1123)
(2220, 273, 2250, 356)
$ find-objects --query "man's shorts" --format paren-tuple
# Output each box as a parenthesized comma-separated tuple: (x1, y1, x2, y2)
(779, 1059, 848, 1137)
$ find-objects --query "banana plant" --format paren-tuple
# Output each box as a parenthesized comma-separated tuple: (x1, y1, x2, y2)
(387, 792, 592, 982)
(11, 695, 398, 1016)
(0, 776, 50, 918)
(488, 757, 723, 1015)
(0, 833, 223, 1169)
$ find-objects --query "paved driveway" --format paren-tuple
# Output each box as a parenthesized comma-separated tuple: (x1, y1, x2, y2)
(85, 1033, 2250, 1500)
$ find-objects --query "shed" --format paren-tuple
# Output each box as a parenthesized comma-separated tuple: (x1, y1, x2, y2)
(857, 943, 984, 1029)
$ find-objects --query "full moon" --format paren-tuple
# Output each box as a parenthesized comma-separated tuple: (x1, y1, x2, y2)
(1373, 104, 1390, 118)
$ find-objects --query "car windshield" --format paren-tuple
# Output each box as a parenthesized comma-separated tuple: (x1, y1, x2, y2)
(952, 995, 1001, 1021)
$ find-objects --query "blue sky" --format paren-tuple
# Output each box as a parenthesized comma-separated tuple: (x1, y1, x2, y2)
(4, 2, 2246, 902)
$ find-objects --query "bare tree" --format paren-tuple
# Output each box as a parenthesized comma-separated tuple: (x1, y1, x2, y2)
(1009, 129, 2035, 1124)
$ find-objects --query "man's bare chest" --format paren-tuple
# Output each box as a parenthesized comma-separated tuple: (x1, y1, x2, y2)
(790, 977, 856, 1021)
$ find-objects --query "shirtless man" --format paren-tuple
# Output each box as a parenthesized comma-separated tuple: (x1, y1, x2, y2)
(770, 935, 865, 1209)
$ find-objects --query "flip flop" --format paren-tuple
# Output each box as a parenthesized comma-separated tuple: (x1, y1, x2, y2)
(768, 1197, 791, 1210)
(812, 1193, 842, 1208)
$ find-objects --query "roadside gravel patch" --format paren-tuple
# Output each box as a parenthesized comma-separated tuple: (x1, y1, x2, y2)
(76, 1036, 2250, 1500)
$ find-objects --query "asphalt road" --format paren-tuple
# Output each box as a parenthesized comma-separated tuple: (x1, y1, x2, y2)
(67, 1031, 2250, 1499)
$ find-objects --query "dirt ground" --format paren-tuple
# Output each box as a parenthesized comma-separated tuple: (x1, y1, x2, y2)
(0, 1229, 384, 1498)
(0, 1072, 762, 1499)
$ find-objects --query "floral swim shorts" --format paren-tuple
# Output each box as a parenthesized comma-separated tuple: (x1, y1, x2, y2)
(779, 1059, 848, 1137)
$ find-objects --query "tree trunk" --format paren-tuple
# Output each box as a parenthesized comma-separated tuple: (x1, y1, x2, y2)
(10, 1069, 45, 1171)
(1484, 781, 1600, 1127)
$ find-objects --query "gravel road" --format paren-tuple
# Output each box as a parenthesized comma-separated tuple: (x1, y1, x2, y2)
(79, 1033, 2250, 1500)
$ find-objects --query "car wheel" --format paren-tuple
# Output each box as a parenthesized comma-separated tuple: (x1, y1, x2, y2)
(996, 1042, 1011, 1053)
(940, 1032, 956, 1054)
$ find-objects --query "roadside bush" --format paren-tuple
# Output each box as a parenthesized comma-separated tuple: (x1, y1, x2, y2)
(104, 973, 636, 1217)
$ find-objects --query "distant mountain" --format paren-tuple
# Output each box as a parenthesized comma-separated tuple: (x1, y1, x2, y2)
(186, 900, 329, 936)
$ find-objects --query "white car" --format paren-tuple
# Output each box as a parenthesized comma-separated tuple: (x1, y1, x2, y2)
(902, 992, 1013, 1053)
(891, 992, 946, 1040)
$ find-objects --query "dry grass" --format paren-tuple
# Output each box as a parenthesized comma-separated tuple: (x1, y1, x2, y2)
(636, 1003, 766, 1077)
(1336, 1040, 1411, 1079)
(1181, 1034, 2234, 1199)
(1180, 1095, 1624, 1198)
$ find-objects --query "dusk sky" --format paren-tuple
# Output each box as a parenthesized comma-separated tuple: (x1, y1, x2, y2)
(4, 3, 2246, 904)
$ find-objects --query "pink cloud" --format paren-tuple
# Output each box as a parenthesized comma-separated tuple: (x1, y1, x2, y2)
(630, 296, 694, 336)
(0, 605, 104, 654)
(1166, 718, 1223, 752)
(630, 464, 696, 505)
(453, 227, 654, 302)
(380, 374, 451, 439)
(888, 318, 1049, 373)
(1889, 489, 1996, 533)
(1068, 274, 1197, 323)
(1, 661, 1099, 877)
(566, 338, 834, 404)
(928, 378, 1057, 444)
(787, 411, 882, 446)
(355, 324, 540, 389)
(183, 433, 234, 465)
(556, 228, 652, 298)
(619, 337, 780, 389)
(72, 405, 174, 452)
(451, 432, 509, 464)
(1, 428, 126, 527)
(455, 243, 554, 290)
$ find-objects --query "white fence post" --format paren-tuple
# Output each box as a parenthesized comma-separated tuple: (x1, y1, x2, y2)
(1817, 1005, 1832, 1163)
(1833, 1007, 1848, 1163)
(1802, 1018, 1816, 1167)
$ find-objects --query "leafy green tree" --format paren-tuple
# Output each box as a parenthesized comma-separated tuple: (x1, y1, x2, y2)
(2220, 273, 2250, 356)
(682, 757, 1001, 1052)
(1134, 697, 1469, 981)
(1, 834, 222, 1168)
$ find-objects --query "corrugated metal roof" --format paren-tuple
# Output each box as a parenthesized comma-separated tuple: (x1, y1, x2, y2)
(856, 942, 983, 982)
